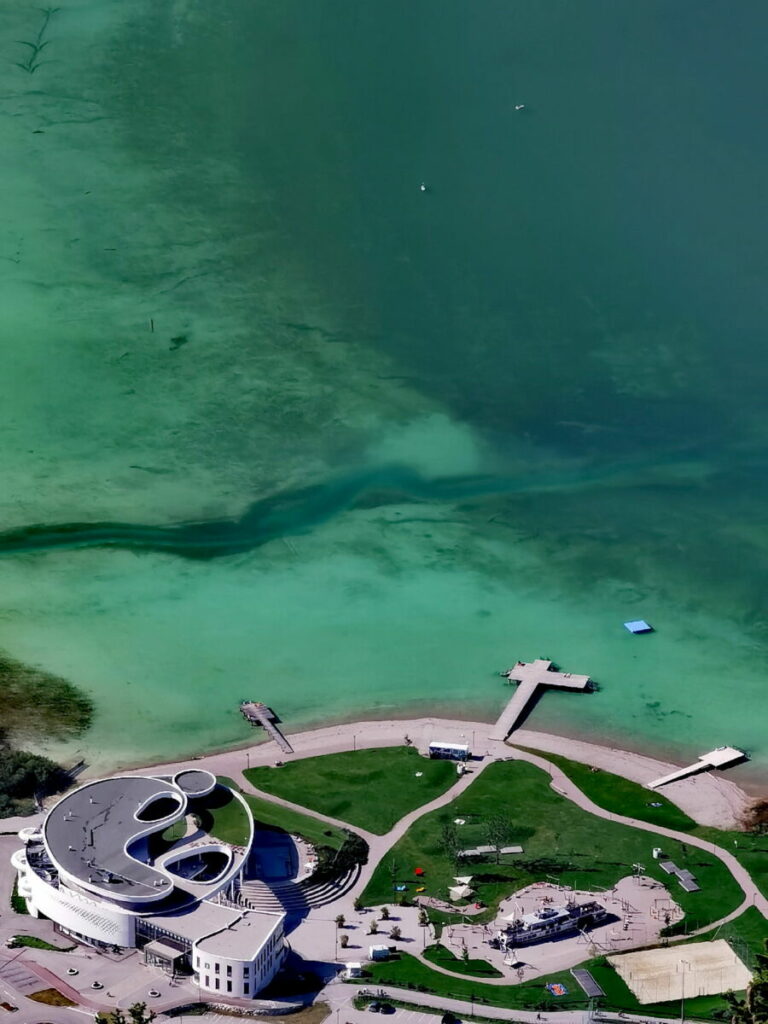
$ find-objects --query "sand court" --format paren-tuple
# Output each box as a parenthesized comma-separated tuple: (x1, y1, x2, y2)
(608, 939, 751, 1003)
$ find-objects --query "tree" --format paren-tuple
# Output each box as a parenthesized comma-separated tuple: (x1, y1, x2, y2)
(725, 941, 768, 1024)
(128, 1005, 156, 1024)
(390, 926, 402, 940)
(96, 1007, 155, 1024)
(389, 857, 399, 893)
(353, 896, 364, 912)
(380, 906, 390, 921)
(418, 908, 429, 927)
(440, 821, 461, 867)
(340, 933, 349, 948)
(368, 921, 378, 935)
(484, 814, 514, 864)
(404, 735, 413, 747)
(335, 914, 346, 928)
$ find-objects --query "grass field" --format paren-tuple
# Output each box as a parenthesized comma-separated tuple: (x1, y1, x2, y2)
(361, 760, 744, 930)
(7, 934, 75, 952)
(685, 906, 768, 961)
(515, 747, 768, 902)
(512, 746, 698, 832)
(244, 747, 457, 834)
(193, 783, 251, 846)
(423, 943, 502, 978)
(219, 776, 347, 849)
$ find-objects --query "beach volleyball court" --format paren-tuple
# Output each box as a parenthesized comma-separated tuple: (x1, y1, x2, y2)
(608, 939, 751, 1003)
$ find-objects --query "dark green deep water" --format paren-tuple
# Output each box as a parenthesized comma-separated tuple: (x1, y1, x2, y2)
(2, 1, 768, 772)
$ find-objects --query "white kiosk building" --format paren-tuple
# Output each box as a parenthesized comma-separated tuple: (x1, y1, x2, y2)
(12, 769, 285, 1000)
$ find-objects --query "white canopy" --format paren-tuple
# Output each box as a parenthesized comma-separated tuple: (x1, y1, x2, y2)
(449, 884, 474, 901)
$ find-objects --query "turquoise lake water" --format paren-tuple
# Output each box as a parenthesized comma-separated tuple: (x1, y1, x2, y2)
(1, 0, 767, 778)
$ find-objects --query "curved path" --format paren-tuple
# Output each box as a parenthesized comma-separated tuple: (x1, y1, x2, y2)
(506, 746, 768, 926)
(234, 741, 767, 928)
(4, 726, 763, 1022)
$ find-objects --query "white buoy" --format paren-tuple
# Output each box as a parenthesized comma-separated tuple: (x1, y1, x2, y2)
(515, 104, 525, 111)
(419, 182, 428, 192)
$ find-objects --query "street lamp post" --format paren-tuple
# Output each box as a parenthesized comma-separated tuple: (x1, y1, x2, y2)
(680, 958, 690, 1024)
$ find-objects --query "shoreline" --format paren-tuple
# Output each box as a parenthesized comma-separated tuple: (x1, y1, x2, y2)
(88, 691, 766, 800)
(117, 714, 753, 832)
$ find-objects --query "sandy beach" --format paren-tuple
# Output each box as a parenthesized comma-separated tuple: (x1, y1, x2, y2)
(127, 716, 752, 831)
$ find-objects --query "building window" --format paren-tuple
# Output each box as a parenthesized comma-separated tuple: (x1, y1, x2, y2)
(215, 963, 220, 974)
(227, 981, 232, 993)
(244, 982, 250, 994)
(226, 964, 232, 976)
(215, 979, 220, 990)
(205, 976, 209, 987)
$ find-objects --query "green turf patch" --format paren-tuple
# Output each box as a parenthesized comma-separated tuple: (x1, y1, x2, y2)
(358, 953, 585, 1011)
(517, 746, 768, 903)
(423, 943, 503, 977)
(244, 746, 457, 834)
(362, 759, 743, 931)
(219, 776, 346, 849)
(7, 933, 75, 951)
(680, 905, 768, 961)
(10, 878, 29, 915)
(193, 784, 251, 846)
(512, 746, 698, 832)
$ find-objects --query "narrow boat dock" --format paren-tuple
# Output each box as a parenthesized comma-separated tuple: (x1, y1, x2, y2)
(647, 746, 746, 789)
(490, 659, 592, 741)
(239, 701, 294, 755)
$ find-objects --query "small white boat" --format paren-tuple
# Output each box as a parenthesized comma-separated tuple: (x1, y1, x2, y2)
(419, 182, 428, 192)
(515, 104, 525, 111)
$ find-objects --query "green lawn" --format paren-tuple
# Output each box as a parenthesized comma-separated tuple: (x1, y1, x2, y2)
(515, 746, 768, 902)
(423, 943, 502, 978)
(200, 785, 252, 846)
(513, 746, 698, 832)
(362, 760, 744, 931)
(8, 934, 75, 952)
(360, 953, 585, 1012)
(219, 776, 347, 850)
(684, 906, 768, 961)
(244, 747, 457, 834)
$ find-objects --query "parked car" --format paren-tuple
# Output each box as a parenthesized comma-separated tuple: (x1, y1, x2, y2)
(380, 1004, 395, 1015)
(368, 1002, 382, 1013)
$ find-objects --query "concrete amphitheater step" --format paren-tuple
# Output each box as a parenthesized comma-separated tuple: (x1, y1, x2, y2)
(239, 863, 361, 912)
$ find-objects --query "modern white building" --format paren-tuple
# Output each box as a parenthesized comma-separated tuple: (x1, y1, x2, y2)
(12, 769, 285, 1000)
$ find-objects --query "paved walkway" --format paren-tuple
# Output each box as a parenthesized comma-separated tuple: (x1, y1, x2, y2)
(2, 720, 765, 1022)
(232, 738, 767, 928)
(322, 977, 690, 1024)
(505, 746, 768, 925)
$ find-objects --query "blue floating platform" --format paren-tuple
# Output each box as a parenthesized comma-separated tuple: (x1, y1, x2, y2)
(624, 620, 653, 634)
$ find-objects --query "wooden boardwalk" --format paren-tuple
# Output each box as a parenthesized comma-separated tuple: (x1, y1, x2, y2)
(239, 701, 294, 755)
(490, 659, 591, 741)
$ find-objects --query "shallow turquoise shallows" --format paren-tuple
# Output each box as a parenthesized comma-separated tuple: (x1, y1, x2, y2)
(1, 0, 768, 777)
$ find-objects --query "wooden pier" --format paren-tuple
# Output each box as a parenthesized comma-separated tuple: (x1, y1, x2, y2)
(239, 701, 294, 755)
(490, 659, 592, 741)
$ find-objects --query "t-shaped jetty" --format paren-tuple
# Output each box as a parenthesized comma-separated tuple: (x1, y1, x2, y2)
(491, 659, 592, 740)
